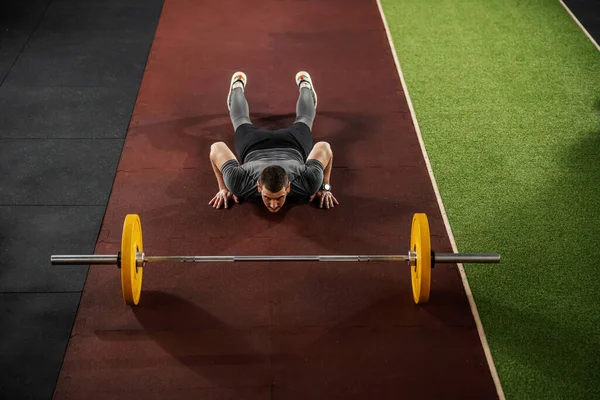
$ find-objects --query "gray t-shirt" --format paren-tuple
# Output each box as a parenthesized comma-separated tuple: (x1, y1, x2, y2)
(222, 148, 324, 200)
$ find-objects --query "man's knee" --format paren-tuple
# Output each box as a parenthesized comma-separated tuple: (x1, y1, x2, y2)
(308, 141, 331, 160)
(315, 141, 331, 153)
(210, 141, 227, 154)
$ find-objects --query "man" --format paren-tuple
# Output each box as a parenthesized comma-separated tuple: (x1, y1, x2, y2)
(209, 71, 338, 212)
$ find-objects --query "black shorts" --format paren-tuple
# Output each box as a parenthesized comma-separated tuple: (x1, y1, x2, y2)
(234, 122, 314, 163)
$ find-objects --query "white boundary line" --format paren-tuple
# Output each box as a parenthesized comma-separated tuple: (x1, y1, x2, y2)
(558, 0, 600, 51)
(374, 1, 506, 399)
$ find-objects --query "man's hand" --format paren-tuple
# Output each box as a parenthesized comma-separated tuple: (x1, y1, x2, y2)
(209, 189, 239, 209)
(310, 190, 339, 209)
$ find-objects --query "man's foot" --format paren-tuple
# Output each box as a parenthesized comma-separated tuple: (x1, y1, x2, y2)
(295, 71, 317, 109)
(227, 71, 247, 111)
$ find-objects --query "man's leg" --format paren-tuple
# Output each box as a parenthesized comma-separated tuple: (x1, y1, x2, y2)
(227, 72, 275, 161)
(227, 72, 252, 131)
(294, 71, 317, 130)
(282, 71, 319, 160)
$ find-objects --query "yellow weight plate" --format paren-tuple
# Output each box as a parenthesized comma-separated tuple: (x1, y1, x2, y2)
(121, 214, 143, 305)
(410, 213, 431, 304)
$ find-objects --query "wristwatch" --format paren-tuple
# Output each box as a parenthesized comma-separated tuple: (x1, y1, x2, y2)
(321, 183, 331, 191)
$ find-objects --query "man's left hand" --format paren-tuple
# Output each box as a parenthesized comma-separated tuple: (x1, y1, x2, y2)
(310, 190, 339, 209)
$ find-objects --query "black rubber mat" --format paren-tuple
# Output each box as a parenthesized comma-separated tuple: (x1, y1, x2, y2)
(0, 293, 81, 398)
(0, 86, 139, 139)
(563, 0, 600, 44)
(0, 139, 123, 205)
(0, 0, 164, 398)
(0, 206, 105, 292)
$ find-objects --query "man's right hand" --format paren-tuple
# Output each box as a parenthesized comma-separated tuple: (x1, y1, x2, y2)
(209, 189, 239, 209)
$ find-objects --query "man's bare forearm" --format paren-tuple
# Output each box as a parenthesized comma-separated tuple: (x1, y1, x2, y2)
(323, 150, 333, 185)
(210, 142, 238, 191)
(210, 157, 227, 190)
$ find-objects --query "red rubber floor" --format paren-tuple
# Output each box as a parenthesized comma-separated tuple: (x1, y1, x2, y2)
(54, 0, 498, 398)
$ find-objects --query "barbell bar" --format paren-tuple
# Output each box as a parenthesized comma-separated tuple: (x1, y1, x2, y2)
(51, 213, 500, 305)
(51, 253, 500, 264)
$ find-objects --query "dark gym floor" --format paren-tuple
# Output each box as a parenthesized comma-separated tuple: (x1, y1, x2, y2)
(1, 0, 598, 398)
(0, 0, 163, 398)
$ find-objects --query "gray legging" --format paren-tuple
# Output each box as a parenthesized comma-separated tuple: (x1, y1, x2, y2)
(229, 87, 316, 131)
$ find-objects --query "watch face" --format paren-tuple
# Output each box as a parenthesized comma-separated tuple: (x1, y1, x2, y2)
(323, 184, 331, 191)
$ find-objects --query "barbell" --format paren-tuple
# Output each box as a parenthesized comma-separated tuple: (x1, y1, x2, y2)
(51, 213, 500, 305)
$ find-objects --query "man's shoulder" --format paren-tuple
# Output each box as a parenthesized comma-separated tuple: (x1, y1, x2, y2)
(289, 165, 323, 198)
(221, 160, 257, 197)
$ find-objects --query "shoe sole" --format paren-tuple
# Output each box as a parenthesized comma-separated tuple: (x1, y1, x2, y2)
(295, 71, 317, 109)
(227, 71, 247, 111)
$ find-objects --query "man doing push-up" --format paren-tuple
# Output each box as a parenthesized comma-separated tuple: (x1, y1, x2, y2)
(209, 71, 338, 212)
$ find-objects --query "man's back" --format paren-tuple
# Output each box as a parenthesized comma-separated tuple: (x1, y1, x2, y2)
(222, 147, 324, 200)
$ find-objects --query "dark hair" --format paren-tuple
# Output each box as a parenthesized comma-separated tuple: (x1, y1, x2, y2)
(259, 165, 288, 192)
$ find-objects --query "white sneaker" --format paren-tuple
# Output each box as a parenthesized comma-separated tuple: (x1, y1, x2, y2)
(295, 71, 317, 109)
(227, 71, 247, 111)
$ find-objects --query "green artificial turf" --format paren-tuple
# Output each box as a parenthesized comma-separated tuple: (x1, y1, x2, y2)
(379, 0, 600, 398)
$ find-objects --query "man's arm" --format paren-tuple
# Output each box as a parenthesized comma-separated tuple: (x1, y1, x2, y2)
(307, 141, 338, 209)
(210, 141, 237, 190)
(208, 141, 240, 209)
(307, 141, 333, 186)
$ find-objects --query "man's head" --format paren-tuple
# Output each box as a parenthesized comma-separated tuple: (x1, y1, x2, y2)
(257, 165, 290, 213)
